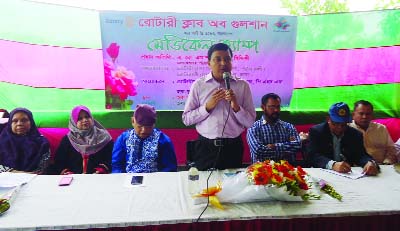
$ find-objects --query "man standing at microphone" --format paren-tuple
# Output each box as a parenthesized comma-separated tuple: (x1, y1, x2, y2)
(182, 43, 256, 170)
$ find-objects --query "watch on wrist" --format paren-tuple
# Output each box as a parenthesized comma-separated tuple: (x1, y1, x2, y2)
(369, 159, 380, 170)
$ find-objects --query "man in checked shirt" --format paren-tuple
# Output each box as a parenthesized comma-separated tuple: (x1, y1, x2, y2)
(246, 93, 301, 164)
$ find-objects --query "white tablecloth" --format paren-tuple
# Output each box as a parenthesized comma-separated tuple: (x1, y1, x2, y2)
(1, 166, 400, 231)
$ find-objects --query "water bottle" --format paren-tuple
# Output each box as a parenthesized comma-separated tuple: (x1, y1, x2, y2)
(188, 162, 200, 196)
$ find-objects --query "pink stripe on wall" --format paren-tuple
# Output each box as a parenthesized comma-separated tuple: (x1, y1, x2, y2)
(294, 46, 400, 89)
(0, 40, 104, 89)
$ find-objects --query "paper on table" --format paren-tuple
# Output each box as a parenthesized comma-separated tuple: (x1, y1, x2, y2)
(321, 168, 366, 180)
(0, 172, 37, 187)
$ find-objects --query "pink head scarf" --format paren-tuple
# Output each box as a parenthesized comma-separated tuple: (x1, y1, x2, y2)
(67, 105, 112, 155)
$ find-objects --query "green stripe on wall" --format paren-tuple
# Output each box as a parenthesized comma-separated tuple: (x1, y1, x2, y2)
(0, 0, 101, 48)
(0, 82, 105, 111)
(32, 110, 187, 129)
(297, 9, 400, 51)
(1, 82, 397, 128)
(290, 83, 400, 119)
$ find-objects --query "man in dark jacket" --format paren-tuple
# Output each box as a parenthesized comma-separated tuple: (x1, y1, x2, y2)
(307, 102, 379, 176)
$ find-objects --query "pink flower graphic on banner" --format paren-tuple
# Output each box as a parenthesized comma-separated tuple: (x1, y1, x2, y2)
(104, 59, 138, 109)
(104, 59, 114, 78)
(106, 43, 120, 63)
(110, 66, 138, 100)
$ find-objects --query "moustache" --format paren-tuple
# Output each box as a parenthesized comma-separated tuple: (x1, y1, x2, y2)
(272, 112, 280, 117)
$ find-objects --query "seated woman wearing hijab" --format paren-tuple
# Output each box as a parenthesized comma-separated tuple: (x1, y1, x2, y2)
(0, 108, 50, 173)
(50, 105, 113, 174)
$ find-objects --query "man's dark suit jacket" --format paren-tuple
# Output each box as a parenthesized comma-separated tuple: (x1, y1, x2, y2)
(307, 122, 373, 168)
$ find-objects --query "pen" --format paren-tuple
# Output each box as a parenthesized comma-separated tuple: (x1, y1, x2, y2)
(339, 154, 352, 173)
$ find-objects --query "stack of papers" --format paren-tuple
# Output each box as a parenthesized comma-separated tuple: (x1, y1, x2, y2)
(0, 172, 37, 188)
(0, 172, 36, 201)
(321, 168, 366, 179)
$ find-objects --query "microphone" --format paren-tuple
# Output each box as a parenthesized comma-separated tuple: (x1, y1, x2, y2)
(223, 72, 230, 90)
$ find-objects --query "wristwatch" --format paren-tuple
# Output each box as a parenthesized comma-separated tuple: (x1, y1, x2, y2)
(369, 159, 380, 171)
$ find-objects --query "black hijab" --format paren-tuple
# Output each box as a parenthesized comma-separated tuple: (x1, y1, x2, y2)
(0, 109, 9, 133)
(0, 108, 49, 171)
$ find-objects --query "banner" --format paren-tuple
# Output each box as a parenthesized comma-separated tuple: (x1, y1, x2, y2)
(100, 11, 297, 109)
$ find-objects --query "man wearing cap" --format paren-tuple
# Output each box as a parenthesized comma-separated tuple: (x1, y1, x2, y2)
(307, 102, 379, 175)
(111, 104, 177, 173)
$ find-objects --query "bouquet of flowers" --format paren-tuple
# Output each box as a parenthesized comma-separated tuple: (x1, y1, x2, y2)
(247, 160, 311, 198)
(194, 160, 342, 209)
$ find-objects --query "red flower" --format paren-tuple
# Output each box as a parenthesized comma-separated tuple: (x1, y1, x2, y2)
(281, 160, 294, 171)
(296, 166, 307, 176)
(254, 173, 269, 185)
(299, 182, 309, 190)
(283, 171, 295, 181)
(270, 173, 283, 184)
(106, 43, 120, 63)
(247, 160, 312, 197)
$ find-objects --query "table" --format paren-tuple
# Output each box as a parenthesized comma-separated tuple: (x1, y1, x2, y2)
(1, 166, 400, 231)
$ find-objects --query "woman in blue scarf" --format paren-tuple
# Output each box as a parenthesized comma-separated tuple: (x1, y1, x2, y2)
(0, 108, 50, 173)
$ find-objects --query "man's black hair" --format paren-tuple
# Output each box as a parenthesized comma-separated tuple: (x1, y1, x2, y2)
(261, 93, 281, 105)
(207, 43, 233, 60)
(354, 100, 374, 111)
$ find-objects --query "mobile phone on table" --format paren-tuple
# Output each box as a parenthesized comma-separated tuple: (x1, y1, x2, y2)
(131, 176, 144, 185)
(58, 176, 73, 186)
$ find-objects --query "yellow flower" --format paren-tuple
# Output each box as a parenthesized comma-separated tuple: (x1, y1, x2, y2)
(194, 182, 224, 210)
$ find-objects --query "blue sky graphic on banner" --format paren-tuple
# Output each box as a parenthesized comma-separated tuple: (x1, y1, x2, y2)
(100, 11, 297, 110)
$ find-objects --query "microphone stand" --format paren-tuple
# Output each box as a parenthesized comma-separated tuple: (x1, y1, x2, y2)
(195, 97, 231, 223)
